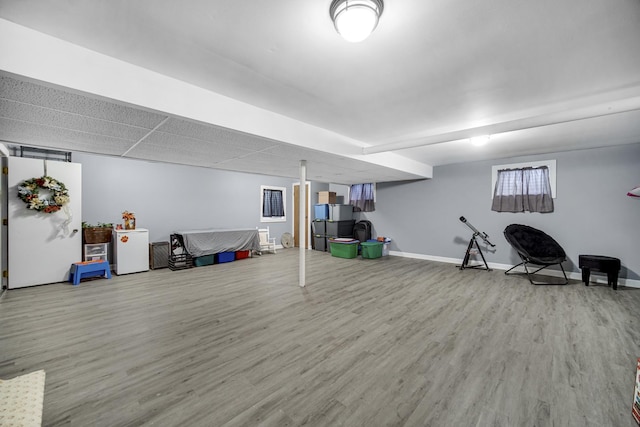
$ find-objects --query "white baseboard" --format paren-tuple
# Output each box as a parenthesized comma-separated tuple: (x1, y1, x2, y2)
(388, 251, 640, 289)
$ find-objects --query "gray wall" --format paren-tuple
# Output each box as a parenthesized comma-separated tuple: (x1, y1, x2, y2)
(329, 183, 350, 205)
(75, 144, 640, 280)
(311, 182, 330, 205)
(364, 143, 640, 280)
(75, 153, 297, 243)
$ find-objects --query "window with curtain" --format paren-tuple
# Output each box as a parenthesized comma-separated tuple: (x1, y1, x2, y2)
(261, 186, 286, 222)
(263, 189, 284, 217)
(491, 166, 554, 213)
(349, 183, 375, 212)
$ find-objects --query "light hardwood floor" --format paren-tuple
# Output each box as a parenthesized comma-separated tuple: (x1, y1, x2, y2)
(1, 249, 639, 426)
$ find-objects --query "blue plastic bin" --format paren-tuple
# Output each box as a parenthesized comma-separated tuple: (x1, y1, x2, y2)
(216, 252, 235, 263)
(314, 204, 329, 220)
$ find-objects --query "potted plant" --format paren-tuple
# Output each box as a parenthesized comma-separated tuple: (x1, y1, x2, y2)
(82, 222, 114, 244)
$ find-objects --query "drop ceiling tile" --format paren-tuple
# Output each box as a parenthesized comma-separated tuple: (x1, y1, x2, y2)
(158, 118, 280, 151)
(0, 75, 166, 129)
(0, 118, 136, 155)
(126, 131, 255, 164)
(216, 153, 303, 178)
(125, 151, 219, 169)
(0, 75, 426, 184)
(0, 99, 150, 142)
(213, 162, 300, 180)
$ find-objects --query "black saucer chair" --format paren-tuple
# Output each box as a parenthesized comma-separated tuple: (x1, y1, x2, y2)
(503, 224, 568, 285)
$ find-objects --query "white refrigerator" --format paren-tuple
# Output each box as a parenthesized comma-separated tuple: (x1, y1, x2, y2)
(113, 228, 150, 275)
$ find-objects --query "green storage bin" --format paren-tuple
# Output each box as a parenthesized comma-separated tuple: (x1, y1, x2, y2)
(329, 239, 359, 259)
(361, 241, 383, 259)
(194, 254, 214, 266)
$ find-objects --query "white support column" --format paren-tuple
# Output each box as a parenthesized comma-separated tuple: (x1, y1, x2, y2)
(299, 160, 307, 287)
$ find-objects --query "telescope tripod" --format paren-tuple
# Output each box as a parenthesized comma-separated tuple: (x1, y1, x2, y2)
(459, 233, 492, 271)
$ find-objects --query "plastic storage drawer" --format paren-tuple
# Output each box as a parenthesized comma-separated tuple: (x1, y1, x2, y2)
(84, 243, 108, 262)
(313, 219, 326, 235)
(314, 235, 328, 251)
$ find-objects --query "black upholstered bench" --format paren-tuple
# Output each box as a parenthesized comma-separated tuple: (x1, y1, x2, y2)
(578, 255, 621, 290)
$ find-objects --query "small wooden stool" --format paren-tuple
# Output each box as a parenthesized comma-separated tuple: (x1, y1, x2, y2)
(578, 255, 621, 290)
(69, 260, 112, 286)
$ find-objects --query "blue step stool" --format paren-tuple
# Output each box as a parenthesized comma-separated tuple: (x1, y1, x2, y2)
(69, 261, 112, 286)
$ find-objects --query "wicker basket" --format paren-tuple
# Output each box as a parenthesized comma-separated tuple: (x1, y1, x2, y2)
(83, 227, 113, 244)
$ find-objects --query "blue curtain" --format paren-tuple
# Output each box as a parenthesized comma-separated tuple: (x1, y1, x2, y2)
(263, 189, 284, 217)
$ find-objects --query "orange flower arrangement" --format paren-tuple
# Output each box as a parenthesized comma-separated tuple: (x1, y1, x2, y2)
(122, 211, 136, 230)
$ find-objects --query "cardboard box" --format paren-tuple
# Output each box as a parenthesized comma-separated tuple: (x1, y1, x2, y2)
(318, 191, 336, 204)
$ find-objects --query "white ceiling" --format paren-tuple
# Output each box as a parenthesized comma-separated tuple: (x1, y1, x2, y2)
(0, 0, 639, 184)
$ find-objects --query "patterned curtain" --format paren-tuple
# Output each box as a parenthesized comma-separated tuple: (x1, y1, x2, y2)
(491, 166, 554, 213)
(349, 183, 375, 212)
(263, 189, 284, 217)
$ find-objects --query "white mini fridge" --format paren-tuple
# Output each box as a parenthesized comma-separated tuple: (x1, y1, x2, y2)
(113, 228, 150, 275)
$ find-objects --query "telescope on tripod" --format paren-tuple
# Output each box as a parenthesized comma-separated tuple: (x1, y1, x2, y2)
(458, 216, 495, 271)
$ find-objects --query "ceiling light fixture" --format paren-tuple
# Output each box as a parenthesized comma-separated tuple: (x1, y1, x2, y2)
(470, 135, 491, 146)
(330, 0, 384, 43)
